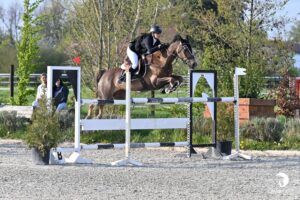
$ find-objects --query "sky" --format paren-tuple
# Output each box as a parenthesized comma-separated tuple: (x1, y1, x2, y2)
(268, 0, 300, 39)
(1, 0, 299, 38)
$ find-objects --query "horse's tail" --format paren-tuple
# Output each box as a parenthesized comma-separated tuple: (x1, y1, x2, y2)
(95, 69, 106, 97)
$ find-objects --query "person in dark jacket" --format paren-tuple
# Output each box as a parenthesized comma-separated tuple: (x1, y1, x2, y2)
(119, 25, 167, 82)
(53, 78, 69, 112)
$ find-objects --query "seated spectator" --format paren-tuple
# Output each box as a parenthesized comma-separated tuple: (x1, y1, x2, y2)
(53, 78, 69, 112)
(32, 73, 47, 110)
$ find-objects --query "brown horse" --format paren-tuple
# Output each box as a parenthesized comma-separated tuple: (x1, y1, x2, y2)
(87, 34, 197, 119)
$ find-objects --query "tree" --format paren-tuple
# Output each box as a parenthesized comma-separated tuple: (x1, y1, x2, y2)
(289, 21, 300, 42)
(37, 0, 68, 47)
(273, 68, 300, 117)
(0, 3, 22, 71)
(175, 0, 291, 98)
(64, 0, 170, 91)
(0, 2, 23, 45)
(14, 0, 43, 105)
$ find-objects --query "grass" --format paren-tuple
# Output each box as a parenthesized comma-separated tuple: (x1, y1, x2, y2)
(0, 87, 36, 105)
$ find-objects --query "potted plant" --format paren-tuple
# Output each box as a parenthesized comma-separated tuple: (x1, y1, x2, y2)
(25, 97, 63, 165)
(216, 103, 234, 155)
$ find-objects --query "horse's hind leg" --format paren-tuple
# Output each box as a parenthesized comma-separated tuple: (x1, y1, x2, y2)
(85, 104, 94, 119)
(96, 105, 104, 119)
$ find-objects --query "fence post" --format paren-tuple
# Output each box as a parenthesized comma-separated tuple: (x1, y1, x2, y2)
(10, 65, 14, 98)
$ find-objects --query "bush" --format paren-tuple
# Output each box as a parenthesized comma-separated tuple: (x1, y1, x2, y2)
(0, 124, 9, 138)
(217, 103, 234, 141)
(192, 115, 212, 143)
(25, 98, 64, 156)
(57, 110, 74, 130)
(241, 117, 284, 142)
(282, 118, 300, 143)
(0, 111, 28, 138)
(264, 118, 284, 142)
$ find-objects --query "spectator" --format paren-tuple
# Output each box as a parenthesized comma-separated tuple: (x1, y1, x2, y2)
(53, 78, 69, 112)
(32, 73, 47, 109)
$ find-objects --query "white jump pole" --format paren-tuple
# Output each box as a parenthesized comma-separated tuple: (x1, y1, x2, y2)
(224, 67, 251, 160)
(111, 70, 143, 166)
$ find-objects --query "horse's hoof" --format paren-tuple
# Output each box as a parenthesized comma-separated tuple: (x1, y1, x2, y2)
(160, 88, 166, 94)
(96, 115, 102, 119)
(165, 88, 171, 94)
(85, 115, 92, 119)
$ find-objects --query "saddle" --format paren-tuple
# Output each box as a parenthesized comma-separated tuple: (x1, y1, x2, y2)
(121, 54, 152, 80)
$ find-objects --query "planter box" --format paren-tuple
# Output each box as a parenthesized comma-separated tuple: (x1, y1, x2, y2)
(204, 98, 276, 123)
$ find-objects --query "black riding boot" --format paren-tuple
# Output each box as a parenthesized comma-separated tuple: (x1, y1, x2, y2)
(118, 69, 126, 83)
(118, 68, 139, 83)
(130, 67, 139, 79)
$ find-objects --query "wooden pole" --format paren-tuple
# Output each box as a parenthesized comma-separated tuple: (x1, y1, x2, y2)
(10, 65, 14, 98)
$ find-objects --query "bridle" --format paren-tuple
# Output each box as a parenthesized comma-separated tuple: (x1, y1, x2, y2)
(167, 41, 195, 65)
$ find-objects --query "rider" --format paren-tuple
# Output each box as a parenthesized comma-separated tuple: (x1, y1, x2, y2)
(118, 25, 168, 82)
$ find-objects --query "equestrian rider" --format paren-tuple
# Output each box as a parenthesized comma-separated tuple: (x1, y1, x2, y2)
(119, 25, 168, 82)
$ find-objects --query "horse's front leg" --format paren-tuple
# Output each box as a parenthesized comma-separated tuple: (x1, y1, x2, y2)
(156, 77, 172, 91)
(156, 76, 183, 94)
(170, 75, 183, 91)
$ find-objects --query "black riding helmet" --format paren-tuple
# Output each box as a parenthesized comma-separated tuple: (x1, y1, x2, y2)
(150, 25, 162, 34)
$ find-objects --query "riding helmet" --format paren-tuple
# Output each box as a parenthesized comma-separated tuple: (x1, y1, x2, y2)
(150, 25, 162, 34)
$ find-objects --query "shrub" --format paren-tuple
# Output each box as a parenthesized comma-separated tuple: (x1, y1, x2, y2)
(264, 118, 284, 142)
(0, 124, 9, 138)
(282, 118, 300, 143)
(217, 103, 234, 141)
(192, 115, 212, 143)
(0, 111, 28, 138)
(241, 117, 284, 142)
(241, 118, 264, 141)
(57, 110, 74, 130)
(25, 98, 64, 156)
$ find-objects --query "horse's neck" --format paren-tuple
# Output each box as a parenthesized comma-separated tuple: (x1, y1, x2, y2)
(164, 52, 175, 67)
(149, 48, 176, 73)
(163, 47, 177, 67)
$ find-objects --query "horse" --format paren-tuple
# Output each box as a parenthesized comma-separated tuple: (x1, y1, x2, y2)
(87, 34, 197, 119)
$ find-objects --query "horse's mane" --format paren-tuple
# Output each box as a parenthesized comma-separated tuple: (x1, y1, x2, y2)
(171, 34, 183, 43)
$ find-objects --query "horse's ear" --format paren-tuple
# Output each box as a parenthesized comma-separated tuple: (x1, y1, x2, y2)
(172, 34, 183, 43)
(185, 35, 190, 42)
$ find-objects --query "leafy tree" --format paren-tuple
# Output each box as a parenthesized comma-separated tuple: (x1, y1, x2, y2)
(0, 3, 22, 71)
(289, 21, 300, 42)
(37, 0, 69, 47)
(176, 0, 291, 98)
(1, 2, 23, 45)
(14, 0, 43, 105)
(273, 68, 300, 117)
(64, 0, 170, 91)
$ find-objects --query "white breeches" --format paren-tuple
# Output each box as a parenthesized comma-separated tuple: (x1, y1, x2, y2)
(126, 47, 138, 69)
(120, 47, 139, 70)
